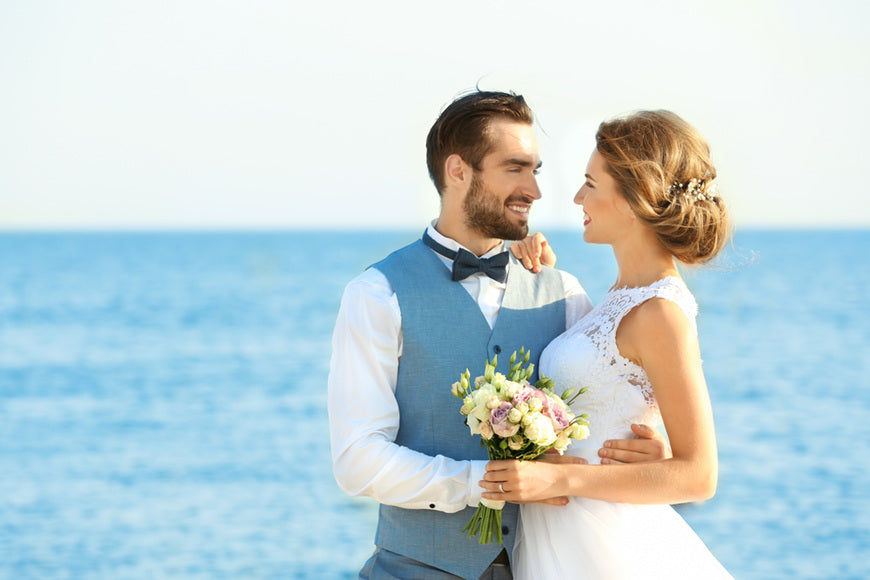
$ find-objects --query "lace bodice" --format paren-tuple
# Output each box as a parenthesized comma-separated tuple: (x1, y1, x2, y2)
(539, 276, 698, 463)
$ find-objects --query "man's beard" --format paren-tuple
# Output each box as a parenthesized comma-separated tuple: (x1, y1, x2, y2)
(463, 172, 529, 241)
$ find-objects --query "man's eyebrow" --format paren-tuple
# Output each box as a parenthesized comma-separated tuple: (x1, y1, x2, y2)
(504, 158, 543, 170)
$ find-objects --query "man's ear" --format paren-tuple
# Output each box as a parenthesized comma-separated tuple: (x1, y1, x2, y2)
(444, 154, 470, 190)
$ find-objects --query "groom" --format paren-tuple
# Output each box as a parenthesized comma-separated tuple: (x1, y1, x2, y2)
(328, 90, 668, 580)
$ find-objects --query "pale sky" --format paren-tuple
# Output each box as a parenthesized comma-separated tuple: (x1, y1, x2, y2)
(2, 0, 869, 230)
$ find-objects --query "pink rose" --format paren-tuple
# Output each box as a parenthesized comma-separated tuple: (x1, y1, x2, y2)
(511, 385, 536, 406)
(543, 401, 570, 431)
(489, 402, 520, 438)
(530, 390, 550, 412)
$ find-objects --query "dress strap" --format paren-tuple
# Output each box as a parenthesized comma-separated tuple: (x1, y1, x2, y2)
(610, 277, 698, 333)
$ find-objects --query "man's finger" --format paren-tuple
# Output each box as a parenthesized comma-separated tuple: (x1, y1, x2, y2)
(536, 496, 570, 506)
(603, 438, 661, 452)
(598, 447, 650, 464)
(630, 423, 658, 439)
(599, 434, 670, 463)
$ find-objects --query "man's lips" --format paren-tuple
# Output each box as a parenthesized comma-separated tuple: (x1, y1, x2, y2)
(507, 202, 531, 216)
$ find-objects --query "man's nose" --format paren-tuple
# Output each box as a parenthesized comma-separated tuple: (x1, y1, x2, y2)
(525, 175, 542, 200)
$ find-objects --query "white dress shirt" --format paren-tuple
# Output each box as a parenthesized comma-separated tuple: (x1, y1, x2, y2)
(328, 224, 594, 513)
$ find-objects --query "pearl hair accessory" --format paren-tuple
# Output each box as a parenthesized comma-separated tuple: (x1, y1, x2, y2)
(668, 178, 719, 202)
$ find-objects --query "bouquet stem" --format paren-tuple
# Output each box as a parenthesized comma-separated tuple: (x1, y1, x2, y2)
(462, 498, 505, 545)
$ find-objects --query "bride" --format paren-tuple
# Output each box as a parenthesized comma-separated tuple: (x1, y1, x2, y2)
(482, 110, 733, 579)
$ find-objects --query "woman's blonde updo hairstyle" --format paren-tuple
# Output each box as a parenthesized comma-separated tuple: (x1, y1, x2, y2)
(595, 110, 730, 264)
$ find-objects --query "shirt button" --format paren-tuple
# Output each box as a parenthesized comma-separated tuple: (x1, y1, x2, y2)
(429, 504, 436, 509)
(493, 345, 502, 354)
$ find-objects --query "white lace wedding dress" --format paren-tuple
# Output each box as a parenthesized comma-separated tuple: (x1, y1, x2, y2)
(514, 277, 732, 579)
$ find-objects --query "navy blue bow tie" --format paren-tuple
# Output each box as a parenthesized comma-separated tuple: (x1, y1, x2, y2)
(422, 231, 509, 283)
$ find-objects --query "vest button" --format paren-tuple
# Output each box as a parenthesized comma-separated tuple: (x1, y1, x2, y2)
(493, 345, 502, 354)
(502, 525, 510, 535)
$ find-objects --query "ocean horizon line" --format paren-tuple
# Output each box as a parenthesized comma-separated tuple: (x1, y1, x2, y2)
(1, 224, 868, 235)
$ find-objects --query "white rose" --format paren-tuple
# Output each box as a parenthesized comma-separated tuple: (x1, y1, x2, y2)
(523, 413, 557, 447)
(471, 403, 491, 423)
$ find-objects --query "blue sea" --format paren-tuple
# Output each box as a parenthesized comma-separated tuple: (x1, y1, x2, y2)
(1, 229, 868, 579)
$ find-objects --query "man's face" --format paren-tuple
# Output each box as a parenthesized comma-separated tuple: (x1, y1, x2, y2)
(463, 120, 542, 241)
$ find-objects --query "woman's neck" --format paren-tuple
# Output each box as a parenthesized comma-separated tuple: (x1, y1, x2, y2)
(611, 237, 679, 290)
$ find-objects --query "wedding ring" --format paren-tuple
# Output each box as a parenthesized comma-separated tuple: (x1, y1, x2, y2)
(498, 483, 505, 493)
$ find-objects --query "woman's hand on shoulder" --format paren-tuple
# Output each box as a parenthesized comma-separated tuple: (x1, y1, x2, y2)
(510, 232, 556, 273)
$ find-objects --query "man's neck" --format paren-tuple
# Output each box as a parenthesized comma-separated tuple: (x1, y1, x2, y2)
(432, 220, 502, 257)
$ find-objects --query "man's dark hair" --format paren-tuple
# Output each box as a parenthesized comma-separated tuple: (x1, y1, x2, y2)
(425, 90, 534, 194)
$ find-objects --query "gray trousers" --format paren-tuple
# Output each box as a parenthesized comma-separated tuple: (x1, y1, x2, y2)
(360, 547, 512, 580)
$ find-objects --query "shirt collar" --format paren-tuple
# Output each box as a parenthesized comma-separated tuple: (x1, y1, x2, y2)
(426, 221, 507, 259)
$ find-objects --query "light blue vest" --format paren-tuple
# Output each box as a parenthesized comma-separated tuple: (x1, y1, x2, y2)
(372, 239, 567, 580)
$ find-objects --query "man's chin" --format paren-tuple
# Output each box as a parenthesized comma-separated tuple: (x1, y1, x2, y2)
(486, 228, 527, 242)
(504, 223, 529, 241)
(504, 231, 528, 241)
(467, 217, 528, 241)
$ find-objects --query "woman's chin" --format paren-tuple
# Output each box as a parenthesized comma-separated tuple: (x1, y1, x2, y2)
(582, 231, 607, 246)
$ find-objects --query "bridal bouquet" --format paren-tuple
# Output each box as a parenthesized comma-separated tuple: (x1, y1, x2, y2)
(450, 347, 590, 545)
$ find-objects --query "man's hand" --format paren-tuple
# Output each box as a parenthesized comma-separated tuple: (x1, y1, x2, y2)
(510, 233, 556, 273)
(598, 424, 672, 464)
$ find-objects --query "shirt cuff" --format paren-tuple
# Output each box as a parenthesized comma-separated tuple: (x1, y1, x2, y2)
(466, 460, 488, 507)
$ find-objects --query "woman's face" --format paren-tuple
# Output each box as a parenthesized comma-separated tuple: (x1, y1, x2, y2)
(574, 149, 636, 245)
